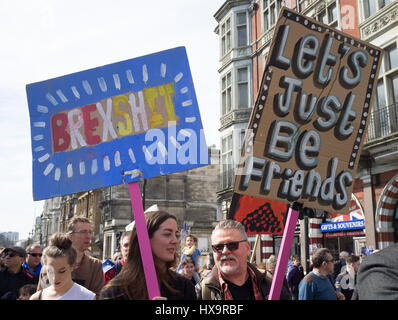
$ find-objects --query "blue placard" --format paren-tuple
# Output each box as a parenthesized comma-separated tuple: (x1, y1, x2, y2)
(26, 47, 209, 200)
(320, 219, 365, 233)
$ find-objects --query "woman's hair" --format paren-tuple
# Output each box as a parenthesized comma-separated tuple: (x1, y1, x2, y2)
(43, 232, 77, 266)
(104, 210, 179, 299)
(181, 256, 196, 268)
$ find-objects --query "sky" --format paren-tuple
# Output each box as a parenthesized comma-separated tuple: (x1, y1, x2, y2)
(0, 0, 225, 240)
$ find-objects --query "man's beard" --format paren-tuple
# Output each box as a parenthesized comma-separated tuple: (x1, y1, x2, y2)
(218, 254, 240, 275)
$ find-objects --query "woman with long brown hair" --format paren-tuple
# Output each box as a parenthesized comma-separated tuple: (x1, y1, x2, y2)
(99, 210, 196, 300)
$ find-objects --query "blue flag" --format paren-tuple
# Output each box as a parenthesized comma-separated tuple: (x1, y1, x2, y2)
(102, 259, 115, 273)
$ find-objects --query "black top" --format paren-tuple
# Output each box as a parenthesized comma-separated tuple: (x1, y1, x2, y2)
(99, 270, 197, 300)
(225, 276, 255, 300)
(0, 267, 36, 300)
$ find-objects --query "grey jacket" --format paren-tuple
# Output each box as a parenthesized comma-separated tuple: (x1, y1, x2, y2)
(357, 243, 398, 300)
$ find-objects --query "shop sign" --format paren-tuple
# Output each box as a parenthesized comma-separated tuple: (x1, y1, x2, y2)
(320, 219, 365, 232)
(323, 230, 365, 238)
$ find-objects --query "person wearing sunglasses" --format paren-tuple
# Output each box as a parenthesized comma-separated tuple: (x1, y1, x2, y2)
(198, 220, 291, 300)
(0, 246, 36, 300)
(23, 244, 43, 277)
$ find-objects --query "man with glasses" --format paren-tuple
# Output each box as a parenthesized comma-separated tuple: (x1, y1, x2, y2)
(198, 219, 291, 300)
(298, 248, 345, 300)
(38, 217, 104, 296)
(0, 247, 36, 300)
(23, 244, 43, 277)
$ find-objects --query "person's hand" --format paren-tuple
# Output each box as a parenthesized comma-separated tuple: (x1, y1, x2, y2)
(152, 296, 167, 300)
(336, 291, 345, 300)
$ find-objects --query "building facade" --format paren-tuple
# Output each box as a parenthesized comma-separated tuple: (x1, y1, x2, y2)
(214, 0, 398, 268)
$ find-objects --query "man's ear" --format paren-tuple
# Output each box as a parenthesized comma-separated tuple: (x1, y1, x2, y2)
(246, 241, 251, 258)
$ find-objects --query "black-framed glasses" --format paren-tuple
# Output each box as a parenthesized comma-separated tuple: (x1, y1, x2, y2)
(212, 240, 247, 253)
(28, 253, 42, 257)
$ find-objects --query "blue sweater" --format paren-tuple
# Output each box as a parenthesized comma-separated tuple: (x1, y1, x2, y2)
(298, 271, 337, 300)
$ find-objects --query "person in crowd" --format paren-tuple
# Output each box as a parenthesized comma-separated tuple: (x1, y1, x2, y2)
(115, 230, 132, 275)
(265, 255, 277, 277)
(104, 230, 132, 284)
(198, 263, 212, 280)
(0, 248, 5, 271)
(286, 255, 304, 300)
(263, 254, 290, 291)
(112, 252, 122, 261)
(0, 246, 36, 300)
(198, 219, 291, 300)
(17, 284, 37, 300)
(23, 244, 43, 277)
(299, 248, 345, 300)
(181, 256, 200, 287)
(38, 217, 103, 296)
(357, 243, 398, 300)
(177, 234, 201, 273)
(99, 210, 196, 300)
(30, 233, 95, 300)
(335, 254, 360, 300)
(255, 262, 267, 273)
(332, 250, 349, 282)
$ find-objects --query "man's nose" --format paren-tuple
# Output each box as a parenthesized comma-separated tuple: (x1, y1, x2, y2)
(221, 245, 231, 254)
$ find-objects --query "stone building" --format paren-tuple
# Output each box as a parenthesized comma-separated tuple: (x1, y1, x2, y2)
(39, 196, 61, 247)
(214, 0, 398, 269)
(57, 189, 103, 257)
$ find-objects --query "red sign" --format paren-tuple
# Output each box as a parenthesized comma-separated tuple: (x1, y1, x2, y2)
(229, 194, 287, 235)
(324, 230, 365, 238)
(340, 0, 360, 38)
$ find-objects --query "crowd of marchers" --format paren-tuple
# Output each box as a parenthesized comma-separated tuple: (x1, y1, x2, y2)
(0, 212, 396, 300)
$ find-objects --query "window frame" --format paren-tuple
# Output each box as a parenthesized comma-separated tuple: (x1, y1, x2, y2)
(221, 17, 232, 56)
(262, 0, 282, 32)
(221, 71, 232, 115)
(313, 1, 339, 29)
(237, 66, 249, 108)
(236, 11, 248, 48)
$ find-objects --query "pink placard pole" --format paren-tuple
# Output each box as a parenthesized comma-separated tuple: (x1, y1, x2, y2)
(268, 203, 301, 300)
(128, 181, 160, 299)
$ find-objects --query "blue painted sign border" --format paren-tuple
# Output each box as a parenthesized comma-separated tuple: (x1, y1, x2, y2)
(26, 47, 209, 200)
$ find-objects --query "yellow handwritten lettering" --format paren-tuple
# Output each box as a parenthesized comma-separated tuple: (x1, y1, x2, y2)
(113, 94, 132, 136)
(158, 82, 176, 122)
